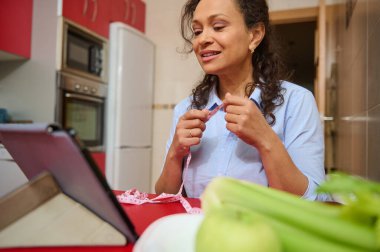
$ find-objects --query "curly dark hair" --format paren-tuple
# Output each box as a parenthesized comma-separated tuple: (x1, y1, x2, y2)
(180, 0, 289, 125)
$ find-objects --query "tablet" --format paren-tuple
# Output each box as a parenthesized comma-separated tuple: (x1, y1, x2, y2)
(0, 123, 138, 243)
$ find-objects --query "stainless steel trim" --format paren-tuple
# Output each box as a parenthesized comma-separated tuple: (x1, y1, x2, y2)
(119, 146, 151, 149)
(58, 71, 107, 98)
(65, 93, 104, 103)
(322, 116, 334, 121)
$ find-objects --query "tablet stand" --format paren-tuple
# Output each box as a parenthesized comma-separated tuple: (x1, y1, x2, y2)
(0, 172, 126, 248)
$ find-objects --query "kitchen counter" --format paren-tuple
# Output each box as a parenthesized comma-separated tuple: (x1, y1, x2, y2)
(0, 192, 201, 252)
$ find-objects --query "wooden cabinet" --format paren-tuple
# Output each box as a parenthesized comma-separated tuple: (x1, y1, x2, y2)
(0, 0, 33, 60)
(62, 0, 111, 38)
(109, 0, 146, 33)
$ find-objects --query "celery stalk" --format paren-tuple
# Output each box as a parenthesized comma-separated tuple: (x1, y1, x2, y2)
(222, 204, 372, 252)
(201, 177, 378, 251)
(317, 172, 380, 247)
(317, 172, 380, 225)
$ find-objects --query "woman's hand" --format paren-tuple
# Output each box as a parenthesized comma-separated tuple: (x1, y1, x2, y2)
(223, 92, 274, 149)
(168, 109, 209, 159)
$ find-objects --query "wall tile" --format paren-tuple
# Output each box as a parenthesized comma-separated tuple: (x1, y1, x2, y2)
(368, 0, 380, 36)
(368, 23, 380, 109)
(338, 63, 353, 117)
(351, 47, 367, 114)
(341, 3, 354, 66)
(350, 113, 368, 177)
(368, 105, 380, 181)
(351, 0, 368, 60)
(335, 119, 353, 173)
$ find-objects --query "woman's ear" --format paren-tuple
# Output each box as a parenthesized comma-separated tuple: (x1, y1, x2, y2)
(249, 22, 265, 52)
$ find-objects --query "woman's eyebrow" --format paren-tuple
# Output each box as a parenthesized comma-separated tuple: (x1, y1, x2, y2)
(192, 13, 230, 24)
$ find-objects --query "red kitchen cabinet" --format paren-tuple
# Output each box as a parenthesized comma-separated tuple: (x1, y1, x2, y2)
(110, 0, 131, 24)
(61, 0, 89, 29)
(91, 151, 106, 176)
(110, 0, 146, 33)
(86, 0, 111, 38)
(62, 0, 111, 38)
(130, 0, 146, 33)
(0, 0, 33, 59)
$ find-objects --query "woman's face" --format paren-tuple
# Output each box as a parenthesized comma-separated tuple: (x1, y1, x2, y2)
(191, 0, 253, 75)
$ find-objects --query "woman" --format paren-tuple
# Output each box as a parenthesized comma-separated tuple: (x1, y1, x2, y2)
(155, 0, 327, 200)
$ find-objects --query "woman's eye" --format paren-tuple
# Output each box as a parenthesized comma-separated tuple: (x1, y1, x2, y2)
(193, 29, 202, 36)
(213, 25, 225, 31)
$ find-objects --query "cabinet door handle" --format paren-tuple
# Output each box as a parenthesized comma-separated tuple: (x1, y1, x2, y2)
(131, 1, 136, 25)
(83, 0, 89, 16)
(91, 0, 98, 22)
(124, 0, 131, 21)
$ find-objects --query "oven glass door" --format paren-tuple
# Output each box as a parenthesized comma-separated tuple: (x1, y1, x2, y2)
(63, 92, 104, 148)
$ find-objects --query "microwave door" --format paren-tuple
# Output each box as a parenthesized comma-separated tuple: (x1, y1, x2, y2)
(67, 33, 90, 72)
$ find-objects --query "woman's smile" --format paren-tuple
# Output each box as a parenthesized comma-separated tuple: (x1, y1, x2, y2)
(200, 50, 221, 63)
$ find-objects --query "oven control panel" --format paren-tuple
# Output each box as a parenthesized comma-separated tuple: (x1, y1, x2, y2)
(58, 72, 107, 98)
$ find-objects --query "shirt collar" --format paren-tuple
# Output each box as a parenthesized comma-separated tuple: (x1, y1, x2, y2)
(207, 84, 263, 111)
(206, 85, 223, 110)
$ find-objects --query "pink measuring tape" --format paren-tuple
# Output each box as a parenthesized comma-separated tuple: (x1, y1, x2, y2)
(117, 103, 224, 214)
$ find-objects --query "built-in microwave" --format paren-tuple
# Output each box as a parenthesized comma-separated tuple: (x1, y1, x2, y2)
(61, 19, 108, 83)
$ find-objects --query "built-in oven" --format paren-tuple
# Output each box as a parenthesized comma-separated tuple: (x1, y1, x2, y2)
(57, 19, 108, 151)
(56, 72, 107, 151)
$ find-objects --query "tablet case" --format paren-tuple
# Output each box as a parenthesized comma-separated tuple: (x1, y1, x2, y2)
(0, 123, 138, 247)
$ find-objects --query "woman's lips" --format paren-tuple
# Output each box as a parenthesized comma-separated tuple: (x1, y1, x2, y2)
(200, 51, 221, 63)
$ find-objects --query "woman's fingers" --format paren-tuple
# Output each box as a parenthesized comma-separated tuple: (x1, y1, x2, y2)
(224, 113, 240, 124)
(173, 109, 208, 154)
(223, 92, 246, 106)
(182, 109, 209, 121)
(179, 118, 206, 131)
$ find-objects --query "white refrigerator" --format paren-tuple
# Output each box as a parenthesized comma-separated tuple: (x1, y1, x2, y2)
(106, 22, 154, 192)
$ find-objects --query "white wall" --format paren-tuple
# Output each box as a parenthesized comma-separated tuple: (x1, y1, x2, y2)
(145, 0, 202, 192)
(0, 0, 58, 197)
(0, 0, 58, 122)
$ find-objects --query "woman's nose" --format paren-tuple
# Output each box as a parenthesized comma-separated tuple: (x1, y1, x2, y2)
(198, 30, 213, 47)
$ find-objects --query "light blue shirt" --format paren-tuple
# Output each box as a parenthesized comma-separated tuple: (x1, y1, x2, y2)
(165, 81, 327, 200)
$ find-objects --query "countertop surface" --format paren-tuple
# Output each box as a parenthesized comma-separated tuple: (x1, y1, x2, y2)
(0, 192, 202, 252)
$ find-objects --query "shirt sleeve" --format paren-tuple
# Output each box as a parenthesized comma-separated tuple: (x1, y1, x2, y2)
(283, 90, 326, 200)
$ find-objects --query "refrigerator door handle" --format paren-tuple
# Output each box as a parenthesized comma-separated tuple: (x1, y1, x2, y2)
(119, 145, 151, 149)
